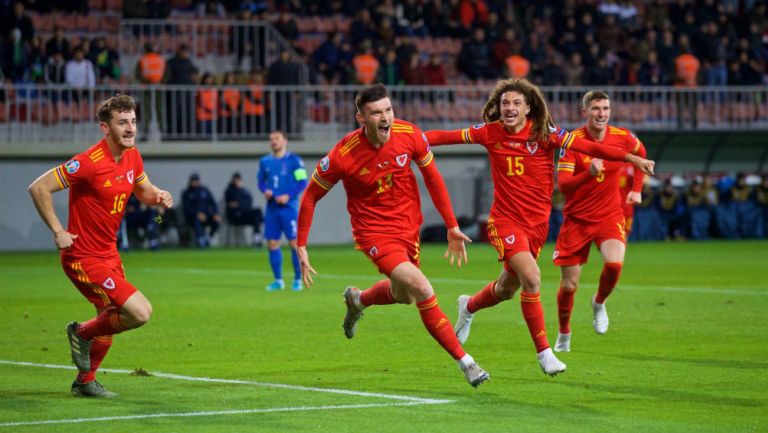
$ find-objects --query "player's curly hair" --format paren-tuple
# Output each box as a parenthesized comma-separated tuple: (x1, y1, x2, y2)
(97, 94, 136, 123)
(481, 78, 554, 143)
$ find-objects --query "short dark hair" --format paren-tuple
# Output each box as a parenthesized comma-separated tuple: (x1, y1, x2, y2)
(96, 94, 136, 123)
(582, 90, 610, 108)
(355, 83, 389, 113)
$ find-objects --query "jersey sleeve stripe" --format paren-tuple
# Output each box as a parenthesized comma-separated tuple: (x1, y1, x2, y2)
(561, 132, 575, 150)
(461, 128, 472, 143)
(311, 171, 333, 190)
(135, 173, 147, 184)
(416, 151, 434, 167)
(54, 166, 70, 188)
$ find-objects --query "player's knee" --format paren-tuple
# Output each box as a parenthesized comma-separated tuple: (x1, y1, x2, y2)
(560, 277, 579, 292)
(131, 303, 153, 327)
(519, 271, 541, 294)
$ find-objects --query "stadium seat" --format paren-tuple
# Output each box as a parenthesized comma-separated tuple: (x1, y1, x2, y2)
(0, 103, 6, 122)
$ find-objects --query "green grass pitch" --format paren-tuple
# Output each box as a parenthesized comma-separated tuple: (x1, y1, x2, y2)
(1, 240, 766, 432)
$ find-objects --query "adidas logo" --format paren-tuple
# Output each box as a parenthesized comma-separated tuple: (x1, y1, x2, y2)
(359, 167, 370, 175)
(103, 179, 112, 187)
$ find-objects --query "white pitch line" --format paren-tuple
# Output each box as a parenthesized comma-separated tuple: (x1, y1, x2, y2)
(0, 360, 450, 404)
(0, 402, 435, 427)
(0, 360, 453, 427)
(140, 267, 768, 296)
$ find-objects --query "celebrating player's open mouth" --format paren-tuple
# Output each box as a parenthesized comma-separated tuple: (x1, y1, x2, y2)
(377, 123, 390, 140)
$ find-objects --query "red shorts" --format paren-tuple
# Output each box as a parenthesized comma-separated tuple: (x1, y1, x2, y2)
(61, 255, 137, 308)
(553, 215, 626, 267)
(354, 232, 421, 275)
(487, 219, 549, 273)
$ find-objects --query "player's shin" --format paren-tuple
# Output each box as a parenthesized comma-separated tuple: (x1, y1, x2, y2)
(76, 335, 113, 383)
(557, 286, 576, 334)
(520, 292, 550, 352)
(360, 279, 397, 306)
(78, 308, 126, 340)
(416, 295, 465, 360)
(467, 280, 503, 313)
(595, 262, 623, 304)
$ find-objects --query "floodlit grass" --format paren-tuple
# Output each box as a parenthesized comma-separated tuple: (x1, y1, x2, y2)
(1, 241, 766, 432)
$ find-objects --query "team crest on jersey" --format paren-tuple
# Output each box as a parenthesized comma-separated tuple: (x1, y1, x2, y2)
(526, 141, 538, 154)
(102, 277, 116, 290)
(127, 170, 134, 184)
(472, 122, 485, 129)
(504, 235, 516, 245)
(320, 156, 330, 172)
(396, 154, 409, 167)
(64, 160, 80, 174)
(368, 246, 379, 257)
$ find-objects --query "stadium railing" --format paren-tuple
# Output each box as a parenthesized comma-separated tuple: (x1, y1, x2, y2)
(1, 84, 766, 150)
(118, 19, 309, 81)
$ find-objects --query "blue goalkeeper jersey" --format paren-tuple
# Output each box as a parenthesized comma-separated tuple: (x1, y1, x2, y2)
(257, 152, 308, 211)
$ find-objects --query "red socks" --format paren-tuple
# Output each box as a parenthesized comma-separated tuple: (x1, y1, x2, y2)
(416, 295, 466, 360)
(76, 335, 113, 383)
(520, 292, 549, 353)
(595, 262, 623, 304)
(557, 287, 576, 334)
(360, 279, 397, 306)
(467, 280, 502, 313)
(77, 308, 125, 340)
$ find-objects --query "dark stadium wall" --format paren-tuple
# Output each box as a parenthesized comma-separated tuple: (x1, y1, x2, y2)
(0, 157, 487, 251)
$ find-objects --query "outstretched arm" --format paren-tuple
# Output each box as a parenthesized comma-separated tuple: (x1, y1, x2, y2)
(418, 161, 470, 267)
(296, 180, 332, 287)
(28, 169, 75, 249)
(425, 129, 471, 146)
(567, 134, 655, 175)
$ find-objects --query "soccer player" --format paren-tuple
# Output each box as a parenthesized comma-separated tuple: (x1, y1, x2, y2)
(296, 84, 490, 387)
(552, 91, 647, 352)
(425, 78, 654, 376)
(258, 130, 308, 291)
(27, 94, 173, 397)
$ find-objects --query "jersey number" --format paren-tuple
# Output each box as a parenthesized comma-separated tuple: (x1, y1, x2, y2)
(110, 193, 127, 214)
(596, 172, 605, 182)
(506, 156, 524, 176)
(376, 174, 393, 194)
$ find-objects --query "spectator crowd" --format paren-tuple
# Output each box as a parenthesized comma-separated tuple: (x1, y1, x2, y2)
(2, 0, 767, 87)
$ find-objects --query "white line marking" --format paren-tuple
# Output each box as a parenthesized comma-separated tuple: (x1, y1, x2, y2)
(140, 267, 768, 296)
(0, 402, 435, 427)
(0, 360, 450, 404)
(0, 360, 453, 427)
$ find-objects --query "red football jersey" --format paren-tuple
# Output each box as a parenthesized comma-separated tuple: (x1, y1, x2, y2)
(437, 120, 582, 227)
(54, 139, 147, 259)
(558, 125, 643, 224)
(310, 119, 435, 239)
